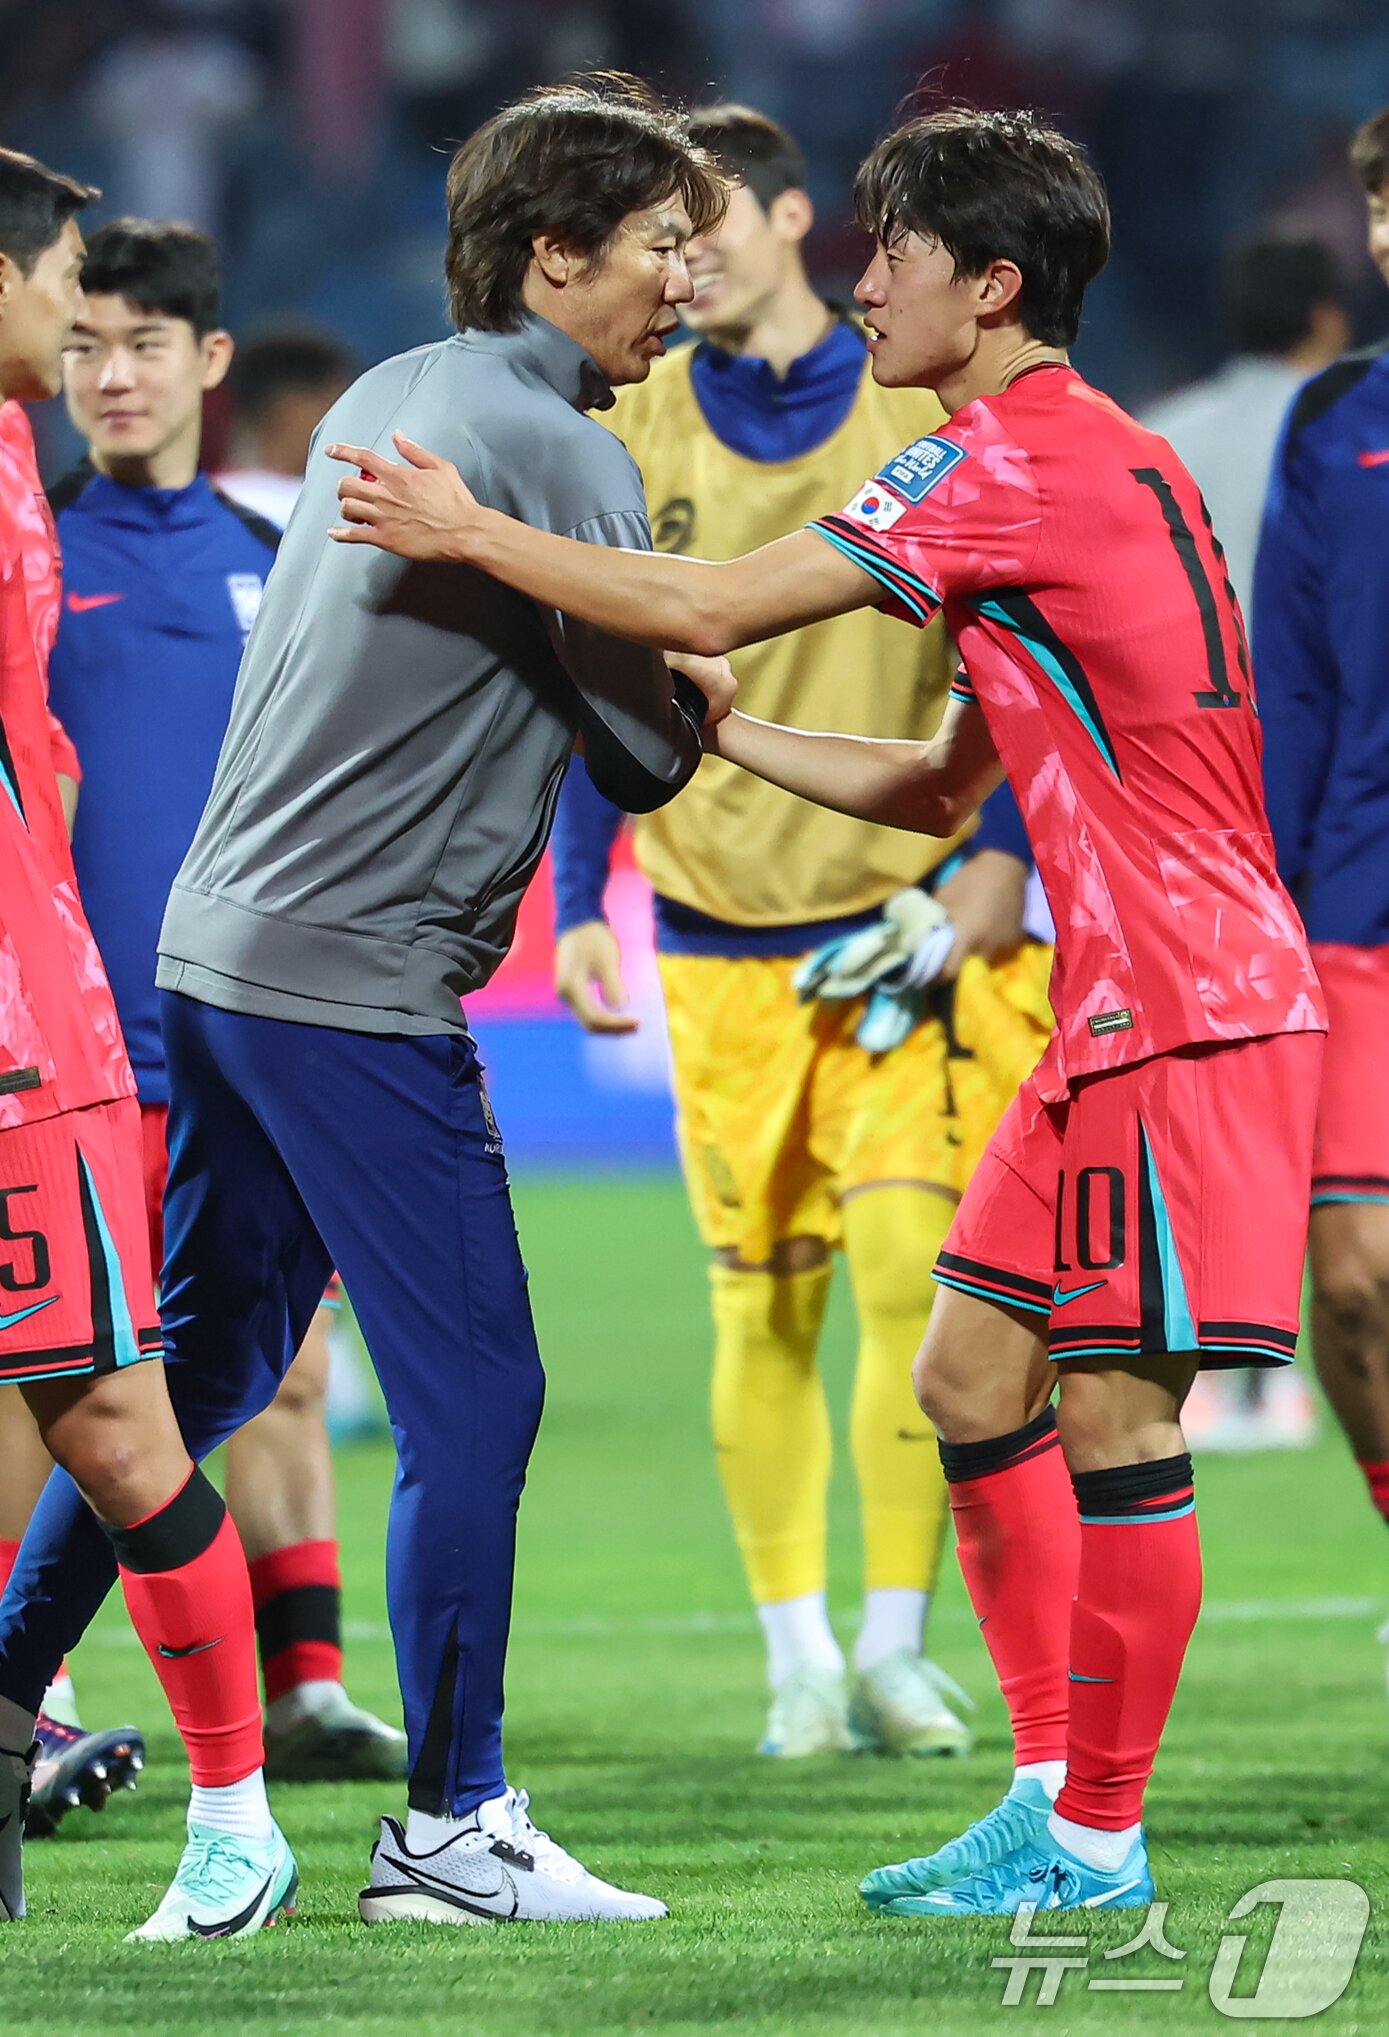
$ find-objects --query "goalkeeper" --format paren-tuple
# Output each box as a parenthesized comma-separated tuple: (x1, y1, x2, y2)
(550, 105, 1052, 1759)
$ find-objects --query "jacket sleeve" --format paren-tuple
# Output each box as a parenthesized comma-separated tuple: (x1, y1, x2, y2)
(541, 505, 704, 813)
(1252, 402, 1337, 900)
(969, 777, 1031, 867)
(550, 753, 625, 933)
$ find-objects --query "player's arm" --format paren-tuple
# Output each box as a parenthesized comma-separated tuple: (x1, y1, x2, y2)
(705, 690, 1003, 839)
(550, 756, 637, 1036)
(47, 710, 80, 836)
(327, 433, 879, 653)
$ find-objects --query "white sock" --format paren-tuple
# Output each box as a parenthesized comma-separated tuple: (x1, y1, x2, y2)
(757, 1592, 844, 1690)
(0, 1693, 36, 1755)
(1047, 1808, 1140, 1873)
(854, 1588, 929, 1672)
(42, 1670, 80, 1730)
(1015, 1759, 1067, 1802)
(188, 1769, 274, 1844)
(405, 1798, 509, 1851)
(264, 1679, 346, 1732)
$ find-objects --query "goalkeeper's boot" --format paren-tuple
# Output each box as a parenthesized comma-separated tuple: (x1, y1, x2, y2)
(876, 1829, 1154, 1917)
(758, 1664, 852, 1758)
(25, 1711, 144, 1836)
(0, 1738, 34, 1920)
(263, 1681, 408, 1782)
(359, 1785, 666, 1924)
(126, 1820, 297, 1942)
(859, 1775, 1051, 1908)
(847, 1651, 974, 1758)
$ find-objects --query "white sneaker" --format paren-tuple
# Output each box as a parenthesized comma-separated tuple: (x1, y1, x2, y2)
(848, 1651, 974, 1757)
(0, 1740, 34, 1921)
(757, 1665, 852, 1757)
(359, 1786, 667, 1925)
(263, 1682, 408, 1783)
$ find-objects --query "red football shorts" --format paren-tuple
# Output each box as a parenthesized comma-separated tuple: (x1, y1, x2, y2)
(140, 1103, 342, 1308)
(0, 1097, 162, 1386)
(935, 1032, 1323, 1368)
(1309, 943, 1389, 1207)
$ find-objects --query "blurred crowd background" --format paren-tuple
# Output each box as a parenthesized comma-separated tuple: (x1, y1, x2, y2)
(7, 0, 1389, 1161)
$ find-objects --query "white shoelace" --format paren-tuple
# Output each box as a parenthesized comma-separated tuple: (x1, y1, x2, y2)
(503, 1788, 587, 1885)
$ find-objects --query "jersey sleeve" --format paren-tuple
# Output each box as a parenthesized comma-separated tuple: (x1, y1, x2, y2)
(805, 416, 1043, 630)
(550, 752, 624, 933)
(1251, 399, 1337, 898)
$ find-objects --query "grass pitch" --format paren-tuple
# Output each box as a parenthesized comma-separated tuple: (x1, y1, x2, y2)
(9, 1170, 1388, 2034)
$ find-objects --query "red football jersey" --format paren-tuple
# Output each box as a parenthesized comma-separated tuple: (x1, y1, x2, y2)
(0, 401, 134, 1126)
(810, 364, 1325, 1100)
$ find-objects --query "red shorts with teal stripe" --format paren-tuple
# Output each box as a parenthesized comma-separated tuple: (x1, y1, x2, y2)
(934, 1032, 1323, 1368)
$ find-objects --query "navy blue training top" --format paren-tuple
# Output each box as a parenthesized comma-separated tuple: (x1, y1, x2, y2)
(47, 467, 278, 1102)
(1254, 343, 1389, 944)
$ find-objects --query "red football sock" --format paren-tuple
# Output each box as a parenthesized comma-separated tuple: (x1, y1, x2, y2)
(939, 1407, 1080, 1765)
(105, 1466, 264, 1787)
(1055, 1453, 1202, 1831)
(248, 1539, 344, 1703)
(1358, 1457, 1389, 1526)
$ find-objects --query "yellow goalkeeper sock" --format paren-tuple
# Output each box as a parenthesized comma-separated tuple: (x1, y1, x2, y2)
(709, 1260, 834, 1608)
(843, 1184, 955, 1598)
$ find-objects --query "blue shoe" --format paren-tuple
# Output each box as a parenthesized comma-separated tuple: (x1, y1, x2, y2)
(126, 1821, 298, 1941)
(881, 1831, 1155, 1916)
(859, 1776, 1051, 1909)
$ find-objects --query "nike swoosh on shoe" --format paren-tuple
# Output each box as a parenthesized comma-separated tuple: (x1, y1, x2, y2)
(378, 1852, 519, 1919)
(188, 1868, 275, 1938)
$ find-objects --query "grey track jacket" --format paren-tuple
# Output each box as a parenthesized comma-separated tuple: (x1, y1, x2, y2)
(157, 314, 703, 1035)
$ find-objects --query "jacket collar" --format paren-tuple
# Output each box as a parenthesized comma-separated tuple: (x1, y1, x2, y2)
(461, 312, 614, 413)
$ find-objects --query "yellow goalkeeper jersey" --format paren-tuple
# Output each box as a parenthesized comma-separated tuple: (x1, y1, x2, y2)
(602, 331, 961, 933)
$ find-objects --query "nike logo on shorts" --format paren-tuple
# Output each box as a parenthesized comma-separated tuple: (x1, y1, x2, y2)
(157, 1637, 223, 1660)
(0, 1296, 59, 1335)
(1051, 1279, 1107, 1308)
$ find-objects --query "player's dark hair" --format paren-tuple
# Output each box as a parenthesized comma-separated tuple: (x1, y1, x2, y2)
(688, 104, 807, 213)
(854, 107, 1110, 348)
(1350, 105, 1389, 198)
(1221, 234, 1348, 356)
(0, 147, 98, 274)
(229, 325, 356, 423)
(80, 218, 222, 337)
(443, 71, 728, 333)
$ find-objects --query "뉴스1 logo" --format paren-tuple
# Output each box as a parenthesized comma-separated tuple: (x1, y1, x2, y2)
(876, 434, 967, 504)
(845, 483, 908, 532)
(1088, 1008, 1134, 1037)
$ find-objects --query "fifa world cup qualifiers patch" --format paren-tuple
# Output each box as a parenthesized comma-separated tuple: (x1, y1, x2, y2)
(1088, 1008, 1134, 1037)
(875, 435, 967, 505)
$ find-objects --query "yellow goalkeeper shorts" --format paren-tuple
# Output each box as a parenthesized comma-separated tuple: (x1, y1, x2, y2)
(658, 951, 959, 1266)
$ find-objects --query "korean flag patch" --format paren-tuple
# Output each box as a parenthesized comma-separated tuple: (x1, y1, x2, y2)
(875, 435, 967, 504)
(844, 483, 908, 532)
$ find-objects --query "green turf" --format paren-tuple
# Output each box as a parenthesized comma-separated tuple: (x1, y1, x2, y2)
(9, 1170, 1387, 2034)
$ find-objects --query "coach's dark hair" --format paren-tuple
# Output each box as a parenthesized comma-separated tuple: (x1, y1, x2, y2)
(854, 107, 1110, 348)
(1221, 234, 1348, 356)
(0, 147, 98, 273)
(80, 218, 221, 337)
(230, 325, 356, 422)
(688, 104, 807, 213)
(1350, 105, 1389, 197)
(443, 72, 728, 333)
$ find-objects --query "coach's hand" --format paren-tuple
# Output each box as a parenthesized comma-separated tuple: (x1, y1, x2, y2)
(328, 433, 478, 560)
(666, 651, 737, 728)
(555, 920, 639, 1036)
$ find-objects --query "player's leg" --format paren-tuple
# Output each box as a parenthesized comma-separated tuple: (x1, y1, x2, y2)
(659, 952, 845, 1752)
(1304, 946, 1389, 1559)
(223, 1311, 408, 1781)
(833, 995, 993, 1756)
(883, 1034, 1320, 1916)
(0, 1098, 283, 1935)
(0, 1385, 145, 1834)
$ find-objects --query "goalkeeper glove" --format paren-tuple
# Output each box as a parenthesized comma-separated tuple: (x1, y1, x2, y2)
(793, 888, 955, 1053)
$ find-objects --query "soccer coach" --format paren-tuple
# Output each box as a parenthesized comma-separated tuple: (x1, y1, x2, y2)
(0, 75, 730, 1926)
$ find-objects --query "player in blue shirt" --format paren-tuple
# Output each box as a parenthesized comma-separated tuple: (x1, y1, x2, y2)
(1254, 104, 1389, 1627)
(4, 219, 404, 1828)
